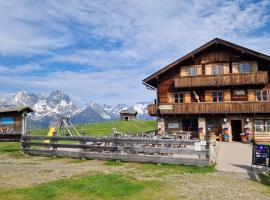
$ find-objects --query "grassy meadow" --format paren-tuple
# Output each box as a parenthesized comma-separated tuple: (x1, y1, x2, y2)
(30, 120, 157, 137)
(0, 120, 269, 199)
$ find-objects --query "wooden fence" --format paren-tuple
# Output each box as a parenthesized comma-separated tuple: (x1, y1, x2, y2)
(21, 135, 211, 166)
(0, 133, 21, 142)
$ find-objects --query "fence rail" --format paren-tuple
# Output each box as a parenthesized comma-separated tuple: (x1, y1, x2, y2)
(22, 135, 211, 166)
(0, 133, 21, 142)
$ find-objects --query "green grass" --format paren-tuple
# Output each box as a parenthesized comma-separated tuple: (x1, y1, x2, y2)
(138, 163, 215, 175)
(0, 142, 20, 153)
(257, 173, 270, 194)
(30, 120, 157, 137)
(0, 173, 152, 200)
(105, 160, 126, 166)
(0, 142, 25, 157)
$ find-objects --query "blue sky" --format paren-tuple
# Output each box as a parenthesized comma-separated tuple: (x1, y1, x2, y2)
(0, 0, 270, 105)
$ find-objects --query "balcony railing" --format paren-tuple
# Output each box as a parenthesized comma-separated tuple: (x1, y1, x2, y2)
(147, 104, 156, 116)
(158, 102, 270, 115)
(174, 71, 268, 88)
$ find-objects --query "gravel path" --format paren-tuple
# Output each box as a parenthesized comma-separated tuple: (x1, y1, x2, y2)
(0, 152, 269, 199)
(216, 142, 252, 173)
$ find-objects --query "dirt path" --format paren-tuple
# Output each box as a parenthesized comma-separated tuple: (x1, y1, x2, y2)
(216, 142, 252, 173)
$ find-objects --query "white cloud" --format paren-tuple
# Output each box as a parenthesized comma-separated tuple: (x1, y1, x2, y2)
(0, 0, 270, 105)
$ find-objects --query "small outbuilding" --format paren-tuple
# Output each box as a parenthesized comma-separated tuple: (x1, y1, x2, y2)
(119, 110, 137, 121)
(0, 106, 33, 136)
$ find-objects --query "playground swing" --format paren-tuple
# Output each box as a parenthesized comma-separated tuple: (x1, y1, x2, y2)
(44, 117, 80, 143)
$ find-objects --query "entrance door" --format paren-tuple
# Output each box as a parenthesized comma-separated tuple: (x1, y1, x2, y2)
(231, 120, 242, 141)
(124, 117, 128, 121)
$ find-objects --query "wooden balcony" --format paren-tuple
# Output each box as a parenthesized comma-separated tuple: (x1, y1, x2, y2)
(174, 71, 268, 88)
(147, 104, 157, 116)
(158, 102, 270, 115)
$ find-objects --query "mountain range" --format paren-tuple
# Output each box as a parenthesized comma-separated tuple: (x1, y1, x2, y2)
(0, 90, 153, 129)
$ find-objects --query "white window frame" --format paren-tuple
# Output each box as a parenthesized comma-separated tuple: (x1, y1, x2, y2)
(254, 119, 270, 133)
(187, 66, 197, 76)
(213, 64, 223, 75)
(256, 89, 269, 102)
(174, 93, 184, 103)
(239, 62, 251, 73)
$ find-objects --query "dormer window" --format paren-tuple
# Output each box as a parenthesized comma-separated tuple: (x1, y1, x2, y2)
(239, 63, 251, 73)
(187, 66, 197, 76)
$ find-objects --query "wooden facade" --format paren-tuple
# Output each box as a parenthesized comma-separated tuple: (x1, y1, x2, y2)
(143, 38, 270, 144)
(119, 110, 137, 121)
(0, 107, 33, 136)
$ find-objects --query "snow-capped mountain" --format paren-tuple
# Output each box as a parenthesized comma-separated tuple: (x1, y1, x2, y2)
(0, 90, 153, 129)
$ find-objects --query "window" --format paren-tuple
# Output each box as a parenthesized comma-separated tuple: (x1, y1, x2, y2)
(266, 120, 270, 132)
(256, 89, 268, 101)
(213, 64, 223, 75)
(263, 90, 268, 101)
(174, 93, 184, 103)
(239, 63, 251, 73)
(187, 66, 197, 76)
(213, 91, 223, 102)
(254, 120, 264, 132)
(254, 119, 270, 132)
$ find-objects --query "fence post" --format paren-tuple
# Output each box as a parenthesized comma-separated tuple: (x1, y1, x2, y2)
(205, 133, 211, 163)
(52, 132, 57, 151)
(80, 134, 87, 152)
(21, 135, 29, 152)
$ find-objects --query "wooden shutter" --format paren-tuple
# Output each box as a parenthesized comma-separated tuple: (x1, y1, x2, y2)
(223, 90, 231, 101)
(205, 64, 212, 75)
(232, 62, 239, 73)
(205, 91, 213, 102)
(248, 90, 256, 101)
(251, 62, 258, 72)
(196, 65, 202, 75)
(167, 92, 174, 103)
(184, 92, 191, 103)
(180, 67, 187, 77)
(223, 63, 230, 74)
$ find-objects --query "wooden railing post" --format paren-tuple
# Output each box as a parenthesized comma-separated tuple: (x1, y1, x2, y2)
(80, 135, 87, 152)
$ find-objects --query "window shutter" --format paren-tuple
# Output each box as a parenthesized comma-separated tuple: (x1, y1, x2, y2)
(223, 90, 231, 101)
(184, 92, 191, 103)
(251, 62, 258, 72)
(223, 63, 230, 74)
(205, 91, 213, 102)
(248, 90, 256, 101)
(232, 62, 239, 73)
(180, 67, 187, 77)
(167, 92, 174, 103)
(196, 65, 202, 75)
(205, 64, 212, 75)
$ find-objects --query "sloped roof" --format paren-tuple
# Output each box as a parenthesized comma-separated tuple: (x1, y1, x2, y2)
(0, 106, 34, 113)
(143, 38, 270, 88)
(119, 110, 137, 115)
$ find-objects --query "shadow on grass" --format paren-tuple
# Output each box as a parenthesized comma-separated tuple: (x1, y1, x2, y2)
(232, 164, 270, 193)
(0, 173, 157, 200)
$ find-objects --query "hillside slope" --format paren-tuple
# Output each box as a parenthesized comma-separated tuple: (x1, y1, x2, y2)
(31, 120, 157, 137)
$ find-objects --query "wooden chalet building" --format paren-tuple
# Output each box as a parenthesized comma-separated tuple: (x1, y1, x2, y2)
(143, 38, 270, 143)
(0, 106, 33, 141)
(119, 110, 137, 121)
